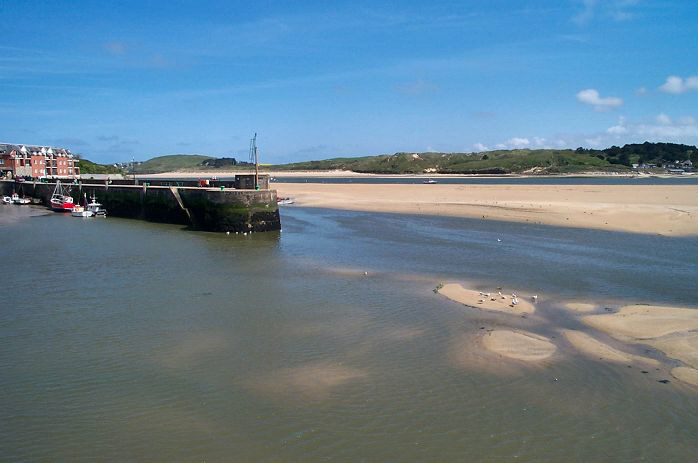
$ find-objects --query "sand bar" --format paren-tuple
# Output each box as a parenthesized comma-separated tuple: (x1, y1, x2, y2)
(438, 283, 535, 314)
(564, 302, 599, 313)
(644, 333, 698, 369)
(583, 305, 698, 339)
(561, 330, 659, 365)
(482, 330, 556, 361)
(671, 367, 698, 387)
(272, 183, 698, 236)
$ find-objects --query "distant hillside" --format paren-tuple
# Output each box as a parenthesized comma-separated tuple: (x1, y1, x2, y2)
(273, 150, 622, 174)
(78, 159, 124, 175)
(272, 142, 698, 174)
(132, 142, 697, 175)
(578, 142, 697, 166)
(133, 154, 214, 173)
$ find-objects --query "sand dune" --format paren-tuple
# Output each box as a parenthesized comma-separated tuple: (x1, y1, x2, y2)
(438, 283, 535, 314)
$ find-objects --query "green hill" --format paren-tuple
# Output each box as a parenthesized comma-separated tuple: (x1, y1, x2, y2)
(273, 149, 624, 174)
(131, 142, 697, 175)
(133, 154, 214, 173)
(78, 159, 124, 175)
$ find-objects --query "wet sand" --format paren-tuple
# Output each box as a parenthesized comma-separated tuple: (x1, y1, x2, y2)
(671, 367, 698, 387)
(583, 305, 698, 340)
(564, 303, 599, 313)
(561, 330, 659, 365)
(274, 183, 698, 236)
(481, 330, 556, 361)
(440, 283, 698, 387)
(581, 305, 698, 385)
(438, 283, 535, 314)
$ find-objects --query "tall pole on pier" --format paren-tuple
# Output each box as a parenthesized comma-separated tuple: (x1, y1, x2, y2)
(250, 133, 259, 190)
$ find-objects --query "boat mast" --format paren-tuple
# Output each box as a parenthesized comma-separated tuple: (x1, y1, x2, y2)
(249, 133, 259, 189)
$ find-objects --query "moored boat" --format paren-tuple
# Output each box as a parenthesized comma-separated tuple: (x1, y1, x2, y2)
(50, 181, 75, 212)
(86, 194, 107, 216)
(2, 196, 11, 204)
(71, 204, 94, 217)
(11, 193, 30, 204)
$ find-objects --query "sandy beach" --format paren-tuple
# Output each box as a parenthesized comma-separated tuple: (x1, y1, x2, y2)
(275, 182, 698, 236)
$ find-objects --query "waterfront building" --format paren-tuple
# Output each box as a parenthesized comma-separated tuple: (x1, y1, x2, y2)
(0, 143, 80, 180)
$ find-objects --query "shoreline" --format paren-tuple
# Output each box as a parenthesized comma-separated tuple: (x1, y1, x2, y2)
(137, 169, 697, 179)
(273, 183, 698, 236)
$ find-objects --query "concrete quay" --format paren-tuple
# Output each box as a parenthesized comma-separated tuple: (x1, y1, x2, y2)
(1, 180, 281, 232)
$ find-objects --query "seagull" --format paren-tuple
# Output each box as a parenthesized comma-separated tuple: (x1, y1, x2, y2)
(532, 295, 538, 302)
(497, 238, 502, 242)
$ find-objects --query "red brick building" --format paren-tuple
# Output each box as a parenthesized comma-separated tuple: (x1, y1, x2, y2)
(0, 143, 80, 180)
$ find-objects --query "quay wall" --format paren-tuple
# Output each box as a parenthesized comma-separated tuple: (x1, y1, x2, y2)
(0, 181, 280, 232)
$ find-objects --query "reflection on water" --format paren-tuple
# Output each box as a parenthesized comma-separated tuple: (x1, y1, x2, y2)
(1, 206, 698, 462)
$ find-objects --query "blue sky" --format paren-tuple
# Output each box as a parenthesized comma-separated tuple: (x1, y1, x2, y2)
(2, 0, 697, 163)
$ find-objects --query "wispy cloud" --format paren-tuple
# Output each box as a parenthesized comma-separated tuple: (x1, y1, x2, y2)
(658, 75, 698, 94)
(576, 88, 623, 111)
(573, 0, 640, 25)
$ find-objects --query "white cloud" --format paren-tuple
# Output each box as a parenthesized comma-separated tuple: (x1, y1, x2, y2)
(603, 113, 698, 141)
(473, 143, 488, 152)
(635, 86, 647, 95)
(495, 143, 506, 150)
(576, 88, 623, 111)
(507, 137, 530, 148)
(656, 113, 672, 125)
(533, 137, 547, 147)
(659, 75, 698, 94)
(584, 137, 603, 147)
(607, 116, 628, 134)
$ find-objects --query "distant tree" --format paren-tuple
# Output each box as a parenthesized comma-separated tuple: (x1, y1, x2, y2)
(481, 154, 489, 160)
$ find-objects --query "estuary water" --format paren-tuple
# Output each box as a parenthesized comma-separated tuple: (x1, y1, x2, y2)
(2, 205, 698, 462)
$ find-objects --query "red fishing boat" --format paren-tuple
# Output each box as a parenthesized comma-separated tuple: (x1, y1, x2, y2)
(50, 180, 75, 212)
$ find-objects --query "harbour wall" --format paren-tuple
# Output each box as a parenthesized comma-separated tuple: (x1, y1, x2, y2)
(1, 181, 281, 232)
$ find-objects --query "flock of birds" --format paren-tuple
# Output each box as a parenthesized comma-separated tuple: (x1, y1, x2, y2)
(478, 290, 537, 307)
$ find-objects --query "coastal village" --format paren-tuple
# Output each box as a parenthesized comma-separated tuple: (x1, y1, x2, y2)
(1, 141, 281, 231)
(0, 143, 80, 180)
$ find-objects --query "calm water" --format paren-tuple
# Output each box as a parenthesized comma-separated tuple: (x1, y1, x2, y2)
(2, 205, 698, 462)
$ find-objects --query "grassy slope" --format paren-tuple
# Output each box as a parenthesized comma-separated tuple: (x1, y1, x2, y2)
(272, 150, 625, 174)
(78, 159, 124, 175)
(133, 154, 214, 173)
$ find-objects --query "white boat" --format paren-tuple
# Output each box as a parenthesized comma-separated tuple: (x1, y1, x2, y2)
(71, 205, 95, 217)
(11, 193, 30, 204)
(423, 178, 437, 184)
(277, 197, 294, 205)
(2, 196, 12, 204)
(86, 195, 107, 216)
